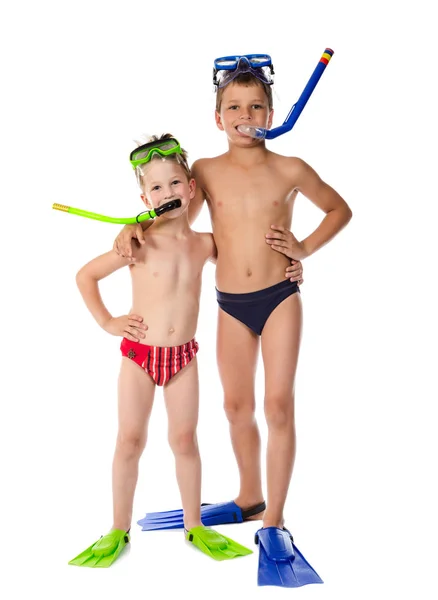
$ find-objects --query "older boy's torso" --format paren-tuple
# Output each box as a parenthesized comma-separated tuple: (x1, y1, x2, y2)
(130, 230, 212, 346)
(198, 152, 299, 293)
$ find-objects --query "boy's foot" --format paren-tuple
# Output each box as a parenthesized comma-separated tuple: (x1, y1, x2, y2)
(261, 516, 285, 528)
(68, 529, 130, 568)
(183, 519, 203, 531)
(185, 526, 253, 560)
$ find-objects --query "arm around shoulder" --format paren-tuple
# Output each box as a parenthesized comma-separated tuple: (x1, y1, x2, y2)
(189, 160, 208, 225)
(206, 232, 217, 264)
(113, 220, 151, 260)
(197, 232, 217, 265)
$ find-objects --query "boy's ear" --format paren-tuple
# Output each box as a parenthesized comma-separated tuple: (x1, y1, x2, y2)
(189, 177, 196, 199)
(140, 193, 152, 208)
(215, 110, 224, 131)
(267, 108, 274, 130)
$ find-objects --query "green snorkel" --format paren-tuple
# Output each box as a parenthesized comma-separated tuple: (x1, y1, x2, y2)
(52, 198, 182, 223)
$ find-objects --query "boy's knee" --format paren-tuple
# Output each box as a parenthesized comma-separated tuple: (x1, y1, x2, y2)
(264, 395, 294, 429)
(168, 430, 198, 456)
(224, 396, 255, 425)
(116, 431, 145, 459)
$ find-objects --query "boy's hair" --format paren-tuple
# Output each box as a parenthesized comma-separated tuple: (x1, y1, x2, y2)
(215, 73, 273, 112)
(134, 133, 191, 189)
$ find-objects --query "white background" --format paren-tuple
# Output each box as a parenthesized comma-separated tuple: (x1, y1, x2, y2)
(1, 1, 437, 598)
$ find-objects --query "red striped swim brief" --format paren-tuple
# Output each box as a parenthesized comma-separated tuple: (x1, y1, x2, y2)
(120, 337, 199, 386)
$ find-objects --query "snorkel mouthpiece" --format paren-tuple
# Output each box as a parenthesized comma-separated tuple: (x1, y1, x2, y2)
(154, 199, 182, 216)
(237, 125, 267, 139)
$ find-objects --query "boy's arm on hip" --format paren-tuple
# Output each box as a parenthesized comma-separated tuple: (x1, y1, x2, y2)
(76, 249, 131, 283)
(292, 158, 353, 255)
(293, 157, 351, 215)
(75, 250, 132, 327)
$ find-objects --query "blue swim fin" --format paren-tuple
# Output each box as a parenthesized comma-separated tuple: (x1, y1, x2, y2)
(255, 527, 323, 588)
(137, 500, 265, 531)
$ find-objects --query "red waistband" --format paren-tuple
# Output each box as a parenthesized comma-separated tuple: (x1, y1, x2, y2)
(120, 337, 197, 353)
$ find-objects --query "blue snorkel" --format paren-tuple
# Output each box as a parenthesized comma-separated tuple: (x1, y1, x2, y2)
(233, 48, 334, 140)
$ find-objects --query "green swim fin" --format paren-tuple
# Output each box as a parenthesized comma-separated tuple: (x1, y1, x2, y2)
(68, 529, 130, 568)
(185, 526, 252, 561)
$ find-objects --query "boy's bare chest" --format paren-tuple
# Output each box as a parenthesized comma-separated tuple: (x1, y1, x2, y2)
(206, 166, 295, 214)
(134, 240, 204, 282)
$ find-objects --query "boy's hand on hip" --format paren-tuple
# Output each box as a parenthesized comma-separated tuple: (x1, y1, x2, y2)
(266, 225, 308, 261)
(285, 260, 304, 285)
(103, 314, 148, 340)
(113, 224, 145, 262)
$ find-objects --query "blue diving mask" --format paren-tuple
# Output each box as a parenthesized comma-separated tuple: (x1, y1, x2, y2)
(213, 54, 274, 89)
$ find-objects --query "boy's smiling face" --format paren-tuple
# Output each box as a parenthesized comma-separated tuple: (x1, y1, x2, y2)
(140, 159, 195, 218)
(215, 82, 273, 144)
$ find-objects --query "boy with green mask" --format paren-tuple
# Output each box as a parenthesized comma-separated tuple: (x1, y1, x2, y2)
(68, 134, 252, 567)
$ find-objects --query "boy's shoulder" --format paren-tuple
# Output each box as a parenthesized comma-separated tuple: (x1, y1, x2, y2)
(268, 152, 314, 179)
(268, 150, 307, 168)
(192, 155, 225, 173)
(191, 156, 224, 192)
(192, 154, 224, 166)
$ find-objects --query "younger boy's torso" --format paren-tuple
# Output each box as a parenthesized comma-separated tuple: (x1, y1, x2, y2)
(129, 229, 214, 347)
(196, 151, 300, 293)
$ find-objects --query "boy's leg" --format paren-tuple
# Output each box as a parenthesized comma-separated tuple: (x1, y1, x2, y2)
(217, 309, 264, 511)
(260, 292, 303, 528)
(112, 358, 155, 530)
(163, 357, 202, 530)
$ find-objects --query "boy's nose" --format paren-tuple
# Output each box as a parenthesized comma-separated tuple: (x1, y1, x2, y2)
(239, 113, 252, 121)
